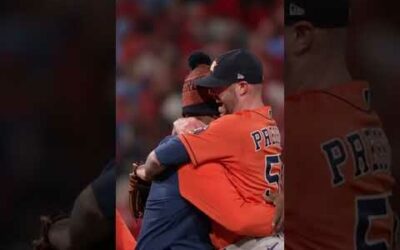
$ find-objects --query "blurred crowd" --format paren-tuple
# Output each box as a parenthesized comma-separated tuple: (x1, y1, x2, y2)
(115, 0, 284, 228)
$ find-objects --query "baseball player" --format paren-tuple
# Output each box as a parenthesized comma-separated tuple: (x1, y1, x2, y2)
(134, 52, 218, 250)
(284, 0, 397, 249)
(135, 49, 283, 249)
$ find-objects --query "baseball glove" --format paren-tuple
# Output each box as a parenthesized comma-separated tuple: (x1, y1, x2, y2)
(129, 162, 151, 219)
(32, 213, 68, 250)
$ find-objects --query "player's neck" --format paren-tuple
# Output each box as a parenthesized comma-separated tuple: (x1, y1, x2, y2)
(287, 53, 352, 95)
(234, 97, 264, 113)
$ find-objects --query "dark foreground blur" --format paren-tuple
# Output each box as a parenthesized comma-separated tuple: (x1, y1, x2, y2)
(348, 0, 400, 210)
(0, 1, 115, 249)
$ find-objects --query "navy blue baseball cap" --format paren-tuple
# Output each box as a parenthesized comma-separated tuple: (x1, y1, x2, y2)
(285, 0, 349, 28)
(194, 49, 264, 88)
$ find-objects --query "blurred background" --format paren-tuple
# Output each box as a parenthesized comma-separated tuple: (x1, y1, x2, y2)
(0, 1, 114, 249)
(115, 0, 285, 234)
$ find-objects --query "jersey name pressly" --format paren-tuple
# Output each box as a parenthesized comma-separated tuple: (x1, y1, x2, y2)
(285, 81, 396, 250)
(179, 106, 282, 203)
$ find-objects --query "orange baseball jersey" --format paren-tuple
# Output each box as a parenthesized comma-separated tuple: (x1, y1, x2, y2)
(285, 81, 396, 250)
(178, 106, 282, 247)
(116, 209, 136, 250)
(178, 162, 278, 249)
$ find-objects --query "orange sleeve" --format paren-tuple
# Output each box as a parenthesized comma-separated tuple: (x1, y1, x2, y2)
(116, 210, 136, 250)
(178, 116, 240, 167)
(178, 163, 275, 237)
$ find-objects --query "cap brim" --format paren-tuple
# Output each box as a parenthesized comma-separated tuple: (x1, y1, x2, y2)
(194, 75, 230, 88)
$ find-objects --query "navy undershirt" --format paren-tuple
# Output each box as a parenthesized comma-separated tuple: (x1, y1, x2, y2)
(155, 136, 190, 167)
(136, 136, 212, 250)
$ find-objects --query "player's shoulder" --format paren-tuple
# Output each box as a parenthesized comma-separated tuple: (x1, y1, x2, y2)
(228, 106, 272, 120)
(209, 106, 274, 132)
(287, 81, 371, 113)
(209, 111, 249, 128)
(217, 113, 240, 123)
(215, 106, 273, 123)
(237, 106, 276, 127)
(206, 114, 239, 131)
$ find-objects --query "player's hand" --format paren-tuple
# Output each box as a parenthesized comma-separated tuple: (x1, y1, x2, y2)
(132, 164, 150, 182)
(172, 117, 206, 135)
(130, 162, 148, 182)
(32, 214, 69, 250)
(271, 192, 284, 233)
(129, 162, 151, 219)
(129, 162, 140, 187)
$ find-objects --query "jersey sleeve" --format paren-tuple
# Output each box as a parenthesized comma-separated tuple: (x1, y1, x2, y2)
(178, 163, 275, 237)
(155, 136, 190, 167)
(178, 116, 240, 167)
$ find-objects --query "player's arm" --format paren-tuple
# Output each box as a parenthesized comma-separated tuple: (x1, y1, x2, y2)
(178, 116, 238, 167)
(136, 116, 237, 181)
(214, 198, 276, 236)
(136, 136, 190, 181)
(178, 164, 275, 237)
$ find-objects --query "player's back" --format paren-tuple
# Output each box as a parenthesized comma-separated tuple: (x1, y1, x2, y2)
(176, 106, 282, 248)
(137, 169, 213, 250)
(180, 105, 282, 205)
(228, 106, 282, 203)
(137, 136, 213, 250)
(285, 81, 396, 249)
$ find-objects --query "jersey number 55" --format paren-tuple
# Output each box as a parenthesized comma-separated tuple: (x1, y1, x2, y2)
(264, 154, 283, 201)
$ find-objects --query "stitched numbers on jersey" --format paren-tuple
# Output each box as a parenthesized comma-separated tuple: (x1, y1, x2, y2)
(264, 155, 282, 199)
(251, 126, 281, 152)
(321, 128, 391, 187)
(355, 195, 391, 250)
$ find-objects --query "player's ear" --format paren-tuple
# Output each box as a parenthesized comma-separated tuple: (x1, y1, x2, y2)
(293, 21, 314, 55)
(236, 81, 249, 96)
